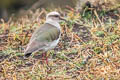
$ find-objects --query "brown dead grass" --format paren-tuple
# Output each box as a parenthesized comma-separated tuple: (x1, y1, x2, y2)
(0, 9, 120, 80)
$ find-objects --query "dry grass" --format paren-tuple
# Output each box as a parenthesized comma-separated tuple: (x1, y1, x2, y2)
(0, 9, 120, 80)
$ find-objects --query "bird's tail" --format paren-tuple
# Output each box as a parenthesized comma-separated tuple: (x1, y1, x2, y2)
(24, 53, 32, 57)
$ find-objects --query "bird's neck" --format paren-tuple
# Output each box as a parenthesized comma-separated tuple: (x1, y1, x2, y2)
(45, 19, 60, 29)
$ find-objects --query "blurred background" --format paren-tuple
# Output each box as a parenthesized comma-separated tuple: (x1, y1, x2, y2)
(0, 0, 120, 22)
(0, 0, 77, 21)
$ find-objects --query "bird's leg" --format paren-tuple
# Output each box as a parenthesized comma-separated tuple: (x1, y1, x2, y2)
(42, 52, 45, 63)
(42, 52, 48, 64)
(45, 53, 48, 64)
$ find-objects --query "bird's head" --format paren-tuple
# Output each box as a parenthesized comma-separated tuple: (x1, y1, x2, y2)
(46, 11, 66, 23)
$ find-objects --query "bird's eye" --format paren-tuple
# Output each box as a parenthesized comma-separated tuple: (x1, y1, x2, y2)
(54, 15, 59, 17)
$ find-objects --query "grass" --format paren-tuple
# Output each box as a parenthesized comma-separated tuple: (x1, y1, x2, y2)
(0, 9, 120, 80)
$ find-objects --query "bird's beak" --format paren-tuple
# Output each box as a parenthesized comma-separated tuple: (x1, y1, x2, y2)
(59, 17, 67, 22)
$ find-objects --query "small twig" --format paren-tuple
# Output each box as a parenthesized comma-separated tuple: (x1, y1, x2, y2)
(93, 10, 102, 26)
(66, 5, 75, 12)
(68, 33, 74, 46)
(73, 33, 85, 45)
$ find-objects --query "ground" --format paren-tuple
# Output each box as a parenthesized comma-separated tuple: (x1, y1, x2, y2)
(0, 9, 120, 80)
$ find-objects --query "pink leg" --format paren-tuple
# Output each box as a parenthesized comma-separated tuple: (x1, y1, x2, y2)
(45, 54, 48, 64)
(42, 52, 48, 64)
(42, 53, 45, 63)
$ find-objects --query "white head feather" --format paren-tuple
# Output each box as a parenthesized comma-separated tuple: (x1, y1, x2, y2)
(45, 11, 61, 29)
(46, 11, 60, 20)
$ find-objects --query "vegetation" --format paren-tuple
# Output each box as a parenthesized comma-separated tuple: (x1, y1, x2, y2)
(0, 8, 120, 80)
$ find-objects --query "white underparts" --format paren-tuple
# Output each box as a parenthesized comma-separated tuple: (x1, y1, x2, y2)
(44, 37, 60, 51)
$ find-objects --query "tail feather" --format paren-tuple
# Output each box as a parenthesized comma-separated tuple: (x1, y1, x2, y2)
(24, 53, 32, 57)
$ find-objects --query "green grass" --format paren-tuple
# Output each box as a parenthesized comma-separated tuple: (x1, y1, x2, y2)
(0, 9, 120, 80)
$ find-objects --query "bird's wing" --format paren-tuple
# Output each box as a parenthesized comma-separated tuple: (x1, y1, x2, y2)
(24, 23, 60, 54)
(24, 39, 47, 54)
(30, 23, 60, 42)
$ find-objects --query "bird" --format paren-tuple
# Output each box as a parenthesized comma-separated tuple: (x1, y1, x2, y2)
(24, 11, 65, 63)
